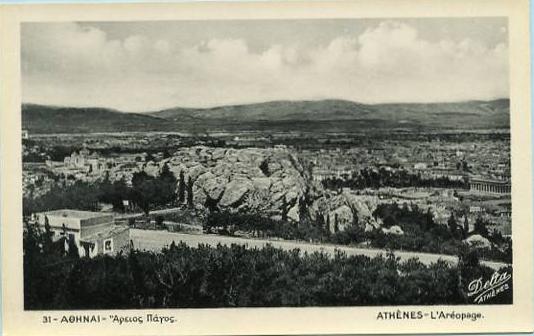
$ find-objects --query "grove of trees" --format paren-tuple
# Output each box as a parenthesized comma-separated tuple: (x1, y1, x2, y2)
(322, 167, 468, 191)
(202, 202, 512, 263)
(23, 223, 512, 309)
(23, 165, 179, 216)
(369, 203, 512, 263)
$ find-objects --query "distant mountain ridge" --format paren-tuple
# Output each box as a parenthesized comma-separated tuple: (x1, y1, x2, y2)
(22, 99, 509, 134)
(22, 104, 170, 134)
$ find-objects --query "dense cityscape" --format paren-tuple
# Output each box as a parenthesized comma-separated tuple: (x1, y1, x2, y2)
(22, 125, 513, 308)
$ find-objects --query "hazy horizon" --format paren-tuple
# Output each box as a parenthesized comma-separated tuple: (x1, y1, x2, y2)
(21, 96, 511, 114)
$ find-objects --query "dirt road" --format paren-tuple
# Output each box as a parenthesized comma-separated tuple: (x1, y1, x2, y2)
(130, 229, 509, 271)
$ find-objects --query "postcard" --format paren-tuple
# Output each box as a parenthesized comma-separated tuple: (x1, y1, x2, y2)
(0, 0, 532, 335)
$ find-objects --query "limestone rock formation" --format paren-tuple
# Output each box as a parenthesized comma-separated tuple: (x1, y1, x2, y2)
(464, 234, 492, 249)
(382, 225, 404, 235)
(148, 146, 386, 234)
(310, 192, 381, 232)
(164, 146, 310, 217)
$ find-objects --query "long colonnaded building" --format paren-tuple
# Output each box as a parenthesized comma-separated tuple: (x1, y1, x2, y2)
(469, 176, 511, 194)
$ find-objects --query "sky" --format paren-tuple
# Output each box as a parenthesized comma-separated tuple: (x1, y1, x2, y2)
(21, 18, 509, 112)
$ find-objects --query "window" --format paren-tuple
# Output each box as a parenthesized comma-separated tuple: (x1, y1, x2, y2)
(103, 238, 113, 254)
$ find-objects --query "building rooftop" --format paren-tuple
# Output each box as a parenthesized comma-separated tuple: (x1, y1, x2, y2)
(82, 225, 129, 242)
(41, 209, 111, 220)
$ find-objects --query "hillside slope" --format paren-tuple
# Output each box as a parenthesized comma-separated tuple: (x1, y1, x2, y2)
(150, 99, 510, 129)
(22, 99, 510, 134)
(22, 104, 171, 133)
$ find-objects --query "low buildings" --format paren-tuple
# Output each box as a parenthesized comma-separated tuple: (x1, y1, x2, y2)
(34, 209, 130, 258)
(64, 148, 115, 174)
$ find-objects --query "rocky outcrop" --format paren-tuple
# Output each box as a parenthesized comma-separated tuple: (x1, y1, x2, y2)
(464, 234, 492, 249)
(310, 192, 381, 232)
(164, 146, 310, 217)
(149, 146, 386, 234)
(382, 225, 404, 235)
(219, 179, 253, 207)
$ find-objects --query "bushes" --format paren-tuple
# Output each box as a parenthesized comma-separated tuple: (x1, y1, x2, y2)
(23, 166, 178, 216)
(368, 203, 512, 263)
(24, 224, 510, 309)
(322, 166, 469, 190)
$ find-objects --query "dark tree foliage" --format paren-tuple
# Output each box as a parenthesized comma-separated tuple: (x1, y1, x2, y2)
(178, 171, 186, 204)
(371, 203, 463, 255)
(447, 214, 464, 240)
(24, 223, 510, 309)
(131, 171, 159, 215)
(186, 176, 194, 209)
(99, 177, 130, 212)
(473, 217, 489, 237)
(370, 203, 511, 262)
(155, 215, 165, 229)
(204, 211, 324, 241)
(281, 197, 289, 222)
(24, 168, 178, 217)
(322, 167, 468, 190)
(259, 160, 270, 177)
(158, 164, 178, 205)
(23, 180, 101, 215)
(24, 221, 76, 310)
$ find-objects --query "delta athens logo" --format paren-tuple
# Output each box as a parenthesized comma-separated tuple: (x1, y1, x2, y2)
(467, 271, 511, 304)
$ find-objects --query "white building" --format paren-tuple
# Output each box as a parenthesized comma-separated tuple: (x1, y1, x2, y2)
(34, 209, 129, 258)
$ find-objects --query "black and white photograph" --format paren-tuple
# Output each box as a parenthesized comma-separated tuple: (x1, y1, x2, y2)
(19, 16, 517, 310)
(1, 1, 532, 334)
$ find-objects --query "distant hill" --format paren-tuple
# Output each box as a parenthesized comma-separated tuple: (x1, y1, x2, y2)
(22, 99, 509, 134)
(151, 100, 376, 121)
(150, 99, 510, 129)
(22, 104, 171, 134)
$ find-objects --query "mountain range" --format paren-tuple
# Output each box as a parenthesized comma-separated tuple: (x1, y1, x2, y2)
(22, 99, 510, 134)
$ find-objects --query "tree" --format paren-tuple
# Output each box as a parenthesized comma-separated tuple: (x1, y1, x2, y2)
(474, 217, 489, 237)
(130, 168, 177, 215)
(131, 171, 158, 215)
(352, 209, 359, 227)
(187, 176, 194, 209)
(448, 213, 458, 237)
(67, 234, 79, 259)
(158, 164, 177, 205)
(424, 208, 434, 231)
(155, 215, 165, 229)
(43, 215, 53, 252)
(281, 197, 289, 222)
(178, 171, 186, 204)
(298, 196, 309, 227)
(463, 216, 469, 236)
(145, 152, 155, 162)
(315, 212, 327, 237)
(163, 149, 172, 159)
